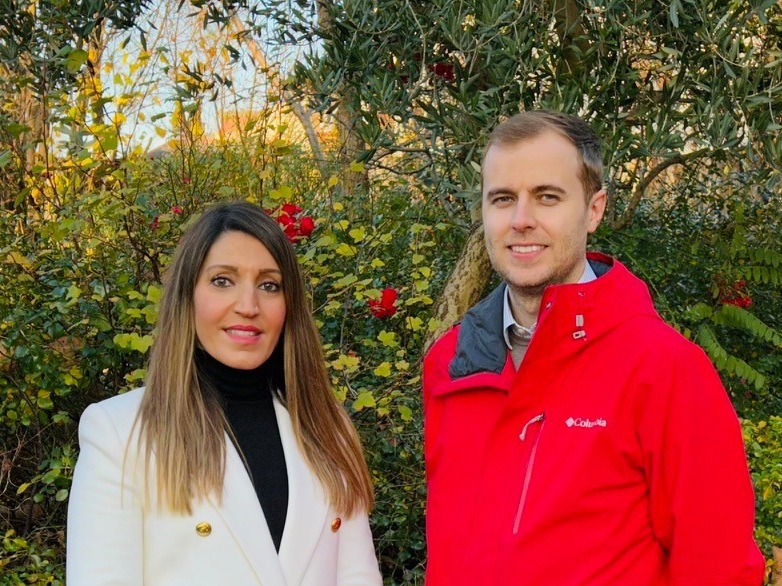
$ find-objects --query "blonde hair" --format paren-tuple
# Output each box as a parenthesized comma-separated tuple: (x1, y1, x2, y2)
(136, 201, 374, 516)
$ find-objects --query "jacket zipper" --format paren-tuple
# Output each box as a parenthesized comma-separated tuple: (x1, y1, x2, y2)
(513, 412, 546, 535)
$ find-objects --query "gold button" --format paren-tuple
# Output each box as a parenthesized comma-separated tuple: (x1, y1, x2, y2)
(331, 518, 341, 532)
(195, 522, 212, 537)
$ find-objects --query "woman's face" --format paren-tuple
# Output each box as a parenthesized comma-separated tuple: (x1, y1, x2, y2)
(193, 230, 286, 370)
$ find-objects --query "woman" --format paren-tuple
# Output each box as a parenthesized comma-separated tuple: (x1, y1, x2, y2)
(67, 201, 382, 586)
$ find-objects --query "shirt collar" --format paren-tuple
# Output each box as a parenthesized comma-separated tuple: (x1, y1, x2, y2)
(502, 259, 598, 349)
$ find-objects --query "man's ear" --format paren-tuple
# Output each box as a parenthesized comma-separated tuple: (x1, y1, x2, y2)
(587, 189, 607, 233)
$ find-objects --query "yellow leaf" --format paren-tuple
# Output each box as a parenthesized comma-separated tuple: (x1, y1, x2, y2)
(377, 331, 398, 347)
(349, 227, 366, 243)
(349, 161, 365, 173)
(6, 251, 30, 267)
(371, 258, 386, 268)
(328, 175, 339, 187)
(335, 243, 357, 257)
(406, 317, 423, 331)
(333, 202, 344, 211)
(353, 391, 376, 411)
(373, 362, 392, 377)
(155, 127, 166, 138)
(395, 360, 410, 371)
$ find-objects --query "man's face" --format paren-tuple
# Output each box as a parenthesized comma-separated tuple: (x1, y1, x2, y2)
(481, 131, 606, 297)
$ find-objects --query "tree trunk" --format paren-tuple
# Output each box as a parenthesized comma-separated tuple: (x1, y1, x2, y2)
(316, 0, 370, 193)
(424, 222, 492, 352)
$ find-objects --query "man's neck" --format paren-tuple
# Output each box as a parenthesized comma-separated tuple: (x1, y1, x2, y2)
(507, 287, 542, 329)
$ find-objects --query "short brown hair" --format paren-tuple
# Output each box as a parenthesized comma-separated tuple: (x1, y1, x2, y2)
(483, 110, 604, 199)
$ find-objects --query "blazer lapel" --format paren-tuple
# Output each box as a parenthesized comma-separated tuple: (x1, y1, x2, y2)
(210, 436, 287, 586)
(275, 399, 329, 586)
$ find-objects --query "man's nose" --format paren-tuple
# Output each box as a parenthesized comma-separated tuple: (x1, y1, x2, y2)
(510, 198, 536, 231)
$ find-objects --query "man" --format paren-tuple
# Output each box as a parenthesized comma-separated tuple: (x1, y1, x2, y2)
(423, 111, 764, 586)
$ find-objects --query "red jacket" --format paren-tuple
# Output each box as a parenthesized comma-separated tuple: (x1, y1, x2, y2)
(423, 254, 764, 586)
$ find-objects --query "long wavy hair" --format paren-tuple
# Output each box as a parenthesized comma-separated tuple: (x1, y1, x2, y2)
(136, 201, 374, 516)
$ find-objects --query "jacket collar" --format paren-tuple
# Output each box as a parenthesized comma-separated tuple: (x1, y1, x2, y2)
(209, 399, 328, 586)
(449, 254, 651, 380)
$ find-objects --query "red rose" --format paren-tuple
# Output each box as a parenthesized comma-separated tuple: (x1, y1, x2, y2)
(299, 216, 315, 237)
(277, 213, 295, 227)
(282, 223, 299, 242)
(368, 287, 398, 318)
(281, 203, 302, 216)
(171, 205, 183, 215)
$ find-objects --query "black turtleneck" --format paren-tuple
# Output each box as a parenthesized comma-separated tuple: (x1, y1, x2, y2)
(195, 349, 288, 552)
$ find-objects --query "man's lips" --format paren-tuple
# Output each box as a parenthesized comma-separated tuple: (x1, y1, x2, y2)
(509, 244, 546, 254)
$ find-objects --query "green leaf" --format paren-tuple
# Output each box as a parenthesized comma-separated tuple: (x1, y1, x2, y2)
(373, 362, 392, 377)
(349, 227, 366, 242)
(66, 49, 89, 73)
(146, 285, 162, 304)
(66, 285, 82, 303)
(335, 243, 357, 257)
(398, 405, 413, 422)
(55, 489, 69, 502)
(353, 391, 377, 411)
(377, 330, 398, 347)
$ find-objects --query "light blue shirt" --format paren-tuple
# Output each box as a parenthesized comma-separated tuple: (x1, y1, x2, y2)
(503, 260, 597, 350)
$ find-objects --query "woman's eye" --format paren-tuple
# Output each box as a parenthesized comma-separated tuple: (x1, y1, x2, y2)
(210, 276, 232, 287)
(259, 281, 281, 293)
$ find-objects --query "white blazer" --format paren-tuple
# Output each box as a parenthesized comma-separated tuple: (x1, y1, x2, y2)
(66, 388, 382, 586)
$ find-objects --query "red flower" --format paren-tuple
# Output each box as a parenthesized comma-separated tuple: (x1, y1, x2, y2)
(716, 277, 753, 309)
(282, 223, 299, 242)
(182, 176, 191, 185)
(277, 213, 295, 227)
(150, 216, 160, 230)
(725, 295, 753, 309)
(171, 205, 183, 215)
(273, 203, 315, 243)
(299, 216, 315, 237)
(368, 288, 398, 318)
(281, 203, 302, 216)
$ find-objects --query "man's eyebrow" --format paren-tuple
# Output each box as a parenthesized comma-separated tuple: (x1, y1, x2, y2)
(485, 187, 516, 198)
(529, 184, 567, 194)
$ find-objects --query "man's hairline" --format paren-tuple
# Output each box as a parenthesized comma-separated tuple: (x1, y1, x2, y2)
(479, 130, 595, 204)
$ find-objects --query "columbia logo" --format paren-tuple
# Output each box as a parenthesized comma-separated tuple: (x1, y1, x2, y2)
(566, 417, 607, 428)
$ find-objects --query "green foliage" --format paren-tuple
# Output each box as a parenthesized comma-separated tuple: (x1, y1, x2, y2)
(0, 530, 63, 586)
(742, 417, 782, 558)
(0, 1, 780, 583)
(284, 0, 782, 221)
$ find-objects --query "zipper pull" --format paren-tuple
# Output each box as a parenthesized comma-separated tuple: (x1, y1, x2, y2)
(519, 412, 545, 441)
(573, 313, 586, 340)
